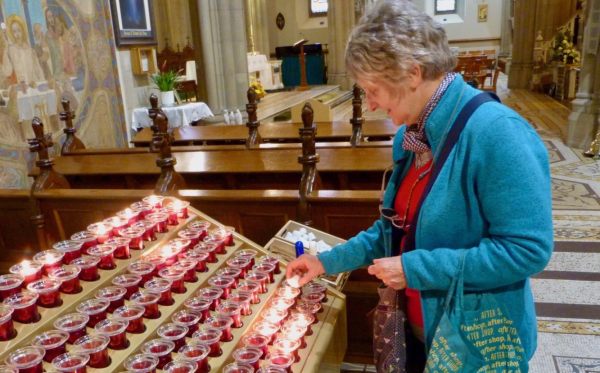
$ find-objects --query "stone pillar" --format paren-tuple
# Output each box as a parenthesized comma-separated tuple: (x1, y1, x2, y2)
(499, 0, 512, 58)
(327, 0, 356, 89)
(567, 0, 600, 148)
(197, 0, 249, 113)
(508, 0, 538, 89)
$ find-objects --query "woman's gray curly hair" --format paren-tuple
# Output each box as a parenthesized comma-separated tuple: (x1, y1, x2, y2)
(345, 0, 456, 84)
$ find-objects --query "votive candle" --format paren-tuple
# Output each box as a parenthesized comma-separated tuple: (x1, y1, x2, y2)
(31, 329, 69, 363)
(191, 328, 222, 357)
(5, 346, 45, 373)
(87, 244, 117, 270)
(144, 278, 173, 306)
(171, 309, 200, 336)
(94, 318, 129, 350)
(75, 298, 109, 328)
(53, 240, 83, 264)
(113, 304, 146, 334)
(54, 313, 89, 344)
(131, 291, 161, 319)
(0, 274, 24, 301)
(70, 255, 101, 282)
(111, 274, 142, 300)
(178, 343, 210, 373)
(33, 250, 64, 276)
(49, 265, 82, 294)
(27, 278, 62, 308)
(9, 261, 42, 286)
(123, 354, 159, 373)
(95, 286, 127, 312)
(141, 339, 175, 370)
(157, 323, 188, 352)
(72, 334, 110, 368)
(3, 292, 40, 324)
(51, 353, 89, 373)
(106, 236, 131, 259)
(0, 305, 16, 341)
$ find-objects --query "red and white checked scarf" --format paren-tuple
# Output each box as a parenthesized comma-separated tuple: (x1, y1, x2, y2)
(402, 73, 458, 153)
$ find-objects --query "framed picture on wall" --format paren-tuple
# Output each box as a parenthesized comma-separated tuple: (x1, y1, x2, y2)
(110, 0, 157, 46)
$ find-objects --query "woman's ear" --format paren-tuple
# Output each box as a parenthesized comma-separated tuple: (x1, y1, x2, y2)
(406, 64, 423, 90)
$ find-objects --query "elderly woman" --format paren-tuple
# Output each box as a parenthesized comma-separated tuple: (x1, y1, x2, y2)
(286, 0, 552, 371)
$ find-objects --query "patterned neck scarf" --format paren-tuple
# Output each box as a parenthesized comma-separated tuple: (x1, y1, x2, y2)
(402, 72, 458, 154)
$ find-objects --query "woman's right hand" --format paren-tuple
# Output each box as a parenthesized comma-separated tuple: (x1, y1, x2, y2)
(285, 254, 325, 287)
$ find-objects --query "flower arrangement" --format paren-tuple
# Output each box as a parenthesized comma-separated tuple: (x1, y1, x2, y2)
(552, 30, 580, 64)
(250, 80, 266, 99)
(150, 69, 182, 92)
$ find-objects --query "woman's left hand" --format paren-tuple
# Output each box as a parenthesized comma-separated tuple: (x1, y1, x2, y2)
(367, 256, 407, 290)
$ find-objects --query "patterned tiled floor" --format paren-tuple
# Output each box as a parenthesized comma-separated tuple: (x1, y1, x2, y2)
(342, 75, 600, 372)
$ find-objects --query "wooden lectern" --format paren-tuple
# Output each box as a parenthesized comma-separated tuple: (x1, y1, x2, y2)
(294, 38, 309, 91)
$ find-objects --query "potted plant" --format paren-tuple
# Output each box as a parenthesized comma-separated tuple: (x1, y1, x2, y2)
(150, 68, 182, 107)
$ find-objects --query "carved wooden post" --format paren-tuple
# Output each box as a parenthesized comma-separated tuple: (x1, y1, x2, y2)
(297, 102, 321, 224)
(151, 108, 186, 195)
(349, 84, 364, 147)
(29, 117, 70, 192)
(245, 87, 262, 148)
(29, 117, 70, 251)
(59, 99, 85, 154)
(148, 93, 164, 152)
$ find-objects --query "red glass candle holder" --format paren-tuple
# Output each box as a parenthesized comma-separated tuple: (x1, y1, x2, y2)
(287, 311, 315, 334)
(157, 323, 188, 352)
(193, 242, 218, 263)
(216, 267, 242, 284)
(235, 249, 258, 267)
(130, 201, 154, 218)
(33, 249, 64, 276)
(87, 244, 117, 270)
(217, 300, 243, 328)
(118, 226, 145, 250)
(177, 229, 201, 247)
(173, 259, 198, 283)
(262, 307, 288, 327)
(71, 255, 101, 282)
(128, 261, 156, 284)
(134, 220, 157, 242)
(195, 287, 223, 311)
(147, 212, 169, 234)
(268, 351, 295, 372)
(53, 240, 83, 264)
(123, 354, 159, 373)
(140, 254, 166, 276)
(209, 227, 234, 248)
(106, 236, 131, 259)
(205, 315, 234, 342)
(113, 304, 146, 334)
(270, 297, 295, 312)
(143, 194, 165, 209)
(94, 286, 126, 312)
(161, 239, 190, 265)
(51, 353, 89, 373)
(70, 231, 98, 254)
(259, 255, 281, 274)
(165, 198, 190, 219)
(103, 216, 129, 237)
(131, 291, 161, 319)
(276, 286, 300, 301)
(245, 271, 269, 294)
(144, 278, 173, 306)
(72, 334, 110, 368)
(187, 220, 210, 237)
(0, 274, 24, 301)
(295, 299, 322, 315)
(180, 250, 209, 272)
(191, 328, 222, 357)
(303, 281, 328, 301)
(183, 297, 211, 323)
(141, 338, 175, 369)
(87, 222, 113, 244)
(0, 305, 15, 341)
(95, 318, 129, 350)
(111, 273, 142, 300)
(32, 329, 69, 363)
(116, 207, 141, 226)
(54, 313, 89, 344)
(207, 275, 235, 299)
(301, 291, 326, 306)
(242, 333, 270, 359)
(227, 257, 251, 279)
(3, 291, 40, 324)
(253, 262, 276, 284)
(273, 338, 301, 362)
(27, 278, 62, 308)
(232, 347, 262, 371)
(237, 280, 261, 304)
(253, 320, 279, 344)
(229, 291, 252, 316)
(49, 266, 81, 294)
(256, 367, 288, 373)
(203, 235, 226, 255)
(5, 346, 45, 373)
(158, 267, 186, 294)
(163, 360, 197, 373)
(279, 324, 307, 348)
(223, 363, 253, 373)
(178, 343, 210, 373)
(75, 298, 109, 328)
(9, 261, 42, 287)
(171, 310, 200, 337)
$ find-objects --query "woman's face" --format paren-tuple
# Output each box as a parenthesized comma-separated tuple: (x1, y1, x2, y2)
(357, 71, 423, 126)
(11, 22, 23, 43)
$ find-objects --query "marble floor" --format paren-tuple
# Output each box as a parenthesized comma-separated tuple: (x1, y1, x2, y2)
(342, 74, 600, 372)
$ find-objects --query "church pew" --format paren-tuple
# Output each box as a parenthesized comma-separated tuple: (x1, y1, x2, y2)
(130, 119, 398, 147)
(31, 147, 392, 190)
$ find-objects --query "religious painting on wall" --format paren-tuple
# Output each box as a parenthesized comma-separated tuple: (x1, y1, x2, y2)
(109, 0, 156, 47)
(0, 0, 126, 188)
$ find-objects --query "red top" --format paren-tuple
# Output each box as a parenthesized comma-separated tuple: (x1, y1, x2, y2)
(393, 158, 433, 328)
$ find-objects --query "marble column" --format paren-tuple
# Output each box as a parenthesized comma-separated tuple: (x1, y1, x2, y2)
(567, 0, 600, 148)
(327, 0, 356, 90)
(197, 0, 249, 113)
(508, 0, 538, 89)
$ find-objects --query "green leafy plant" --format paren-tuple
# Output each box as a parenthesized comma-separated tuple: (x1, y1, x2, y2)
(150, 69, 182, 92)
(552, 29, 580, 64)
